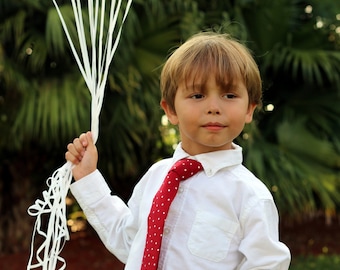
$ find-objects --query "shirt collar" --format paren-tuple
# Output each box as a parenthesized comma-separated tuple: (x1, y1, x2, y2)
(172, 142, 243, 177)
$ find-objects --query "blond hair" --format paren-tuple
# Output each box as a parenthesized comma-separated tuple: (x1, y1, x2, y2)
(160, 32, 262, 112)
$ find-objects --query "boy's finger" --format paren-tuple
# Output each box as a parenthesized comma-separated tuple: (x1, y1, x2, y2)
(65, 151, 80, 164)
(86, 131, 94, 146)
(72, 137, 85, 154)
(67, 143, 83, 160)
(79, 133, 89, 147)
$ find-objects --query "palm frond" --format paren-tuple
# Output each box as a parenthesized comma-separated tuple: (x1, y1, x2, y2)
(277, 119, 340, 168)
(46, 5, 74, 56)
(11, 75, 90, 148)
(264, 45, 340, 88)
(240, 0, 302, 52)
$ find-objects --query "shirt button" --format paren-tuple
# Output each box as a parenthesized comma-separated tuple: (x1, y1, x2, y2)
(178, 187, 184, 193)
(206, 168, 213, 176)
(164, 228, 170, 235)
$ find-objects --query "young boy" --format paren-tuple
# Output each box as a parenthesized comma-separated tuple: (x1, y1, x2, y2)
(66, 32, 291, 269)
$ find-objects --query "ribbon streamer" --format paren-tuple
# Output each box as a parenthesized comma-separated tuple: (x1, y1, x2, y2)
(27, 1, 132, 269)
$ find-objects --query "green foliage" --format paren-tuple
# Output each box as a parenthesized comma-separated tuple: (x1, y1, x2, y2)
(231, 0, 340, 215)
(46, 5, 78, 56)
(290, 255, 340, 270)
(11, 76, 90, 148)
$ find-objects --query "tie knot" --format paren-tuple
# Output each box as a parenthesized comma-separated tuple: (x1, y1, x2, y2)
(170, 158, 202, 181)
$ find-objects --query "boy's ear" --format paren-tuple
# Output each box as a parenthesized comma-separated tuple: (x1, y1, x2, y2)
(160, 100, 179, 125)
(245, 103, 257, 123)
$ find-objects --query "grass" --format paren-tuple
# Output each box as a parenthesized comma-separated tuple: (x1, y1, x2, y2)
(290, 255, 340, 269)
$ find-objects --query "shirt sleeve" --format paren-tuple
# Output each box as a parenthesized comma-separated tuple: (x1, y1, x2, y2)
(70, 169, 139, 263)
(237, 198, 291, 270)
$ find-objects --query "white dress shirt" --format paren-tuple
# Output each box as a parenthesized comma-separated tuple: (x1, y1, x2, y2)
(70, 143, 291, 269)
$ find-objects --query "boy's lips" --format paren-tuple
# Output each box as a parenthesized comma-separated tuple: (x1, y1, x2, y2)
(202, 122, 226, 131)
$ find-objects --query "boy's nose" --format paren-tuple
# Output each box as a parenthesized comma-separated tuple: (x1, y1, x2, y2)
(208, 108, 221, 115)
(207, 98, 221, 115)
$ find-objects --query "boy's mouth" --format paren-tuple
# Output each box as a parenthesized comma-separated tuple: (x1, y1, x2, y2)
(202, 122, 226, 131)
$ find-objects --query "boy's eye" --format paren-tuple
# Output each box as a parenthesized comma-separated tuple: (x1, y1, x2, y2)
(224, 93, 236, 99)
(191, 94, 204, 99)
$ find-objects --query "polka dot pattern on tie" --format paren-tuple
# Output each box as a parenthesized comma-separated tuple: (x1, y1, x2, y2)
(141, 158, 202, 270)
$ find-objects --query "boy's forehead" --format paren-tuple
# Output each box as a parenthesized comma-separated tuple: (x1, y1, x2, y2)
(179, 72, 243, 88)
(179, 74, 243, 90)
(178, 54, 243, 87)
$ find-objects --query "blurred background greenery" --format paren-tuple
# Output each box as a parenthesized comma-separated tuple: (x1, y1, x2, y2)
(290, 255, 340, 270)
(0, 0, 340, 268)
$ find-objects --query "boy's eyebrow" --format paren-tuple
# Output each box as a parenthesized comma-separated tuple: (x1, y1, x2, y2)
(187, 83, 204, 89)
(180, 82, 204, 91)
(183, 81, 240, 92)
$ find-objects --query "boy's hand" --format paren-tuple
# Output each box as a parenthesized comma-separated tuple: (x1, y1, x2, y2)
(65, 131, 98, 180)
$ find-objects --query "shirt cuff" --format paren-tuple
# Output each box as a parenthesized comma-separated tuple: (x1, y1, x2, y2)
(70, 169, 112, 205)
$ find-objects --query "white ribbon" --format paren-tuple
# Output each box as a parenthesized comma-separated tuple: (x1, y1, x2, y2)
(27, 1, 132, 269)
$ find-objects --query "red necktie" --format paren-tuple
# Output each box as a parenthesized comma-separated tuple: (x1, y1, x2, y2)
(141, 158, 202, 270)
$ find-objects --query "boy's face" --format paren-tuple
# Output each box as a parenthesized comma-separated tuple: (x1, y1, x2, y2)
(161, 76, 256, 155)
